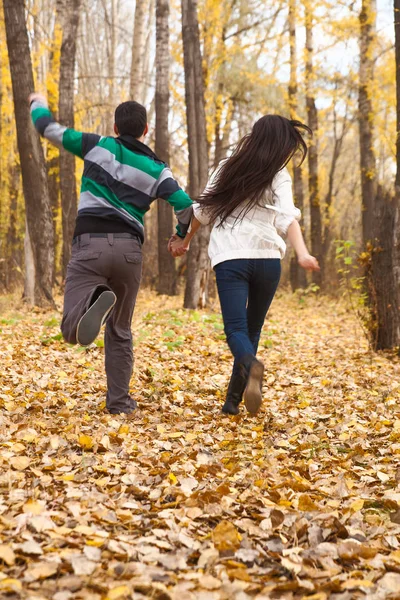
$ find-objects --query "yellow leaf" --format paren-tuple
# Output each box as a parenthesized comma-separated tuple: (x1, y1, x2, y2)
(169, 472, 178, 484)
(298, 494, 319, 511)
(212, 521, 241, 552)
(10, 456, 31, 471)
(0, 579, 22, 592)
(0, 544, 15, 566)
(386, 550, 400, 564)
(78, 434, 94, 450)
(106, 585, 131, 600)
(350, 498, 364, 513)
(23, 500, 44, 515)
(342, 579, 374, 589)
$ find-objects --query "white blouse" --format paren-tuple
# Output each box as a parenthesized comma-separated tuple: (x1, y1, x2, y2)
(193, 167, 301, 268)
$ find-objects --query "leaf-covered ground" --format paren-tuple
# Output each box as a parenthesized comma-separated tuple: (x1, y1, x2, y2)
(1, 289, 400, 600)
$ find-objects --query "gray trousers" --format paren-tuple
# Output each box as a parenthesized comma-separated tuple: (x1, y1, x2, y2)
(61, 233, 142, 414)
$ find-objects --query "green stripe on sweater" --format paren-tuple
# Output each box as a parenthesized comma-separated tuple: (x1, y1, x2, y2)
(80, 177, 146, 225)
(99, 137, 165, 179)
(62, 129, 84, 158)
(31, 106, 52, 124)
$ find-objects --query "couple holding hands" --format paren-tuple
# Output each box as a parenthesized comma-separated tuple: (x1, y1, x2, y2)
(29, 92, 319, 419)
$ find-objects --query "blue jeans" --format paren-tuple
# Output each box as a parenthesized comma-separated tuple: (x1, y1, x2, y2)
(214, 259, 281, 373)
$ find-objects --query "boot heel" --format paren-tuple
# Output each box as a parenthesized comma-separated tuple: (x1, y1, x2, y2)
(243, 360, 264, 415)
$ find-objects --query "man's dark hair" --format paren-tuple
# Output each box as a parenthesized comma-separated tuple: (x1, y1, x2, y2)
(115, 101, 147, 138)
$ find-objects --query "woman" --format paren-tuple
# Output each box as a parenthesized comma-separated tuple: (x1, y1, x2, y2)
(171, 115, 319, 416)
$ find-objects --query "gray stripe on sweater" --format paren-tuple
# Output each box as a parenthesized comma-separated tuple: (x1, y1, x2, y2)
(43, 122, 67, 148)
(78, 191, 144, 231)
(84, 145, 159, 197)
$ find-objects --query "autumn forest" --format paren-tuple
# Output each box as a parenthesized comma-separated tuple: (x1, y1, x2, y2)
(0, 0, 400, 598)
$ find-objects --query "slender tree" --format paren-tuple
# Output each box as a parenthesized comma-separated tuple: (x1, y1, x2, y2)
(288, 0, 307, 291)
(181, 0, 210, 309)
(304, 1, 323, 287)
(394, 0, 400, 350)
(359, 0, 377, 246)
(57, 0, 81, 278)
(3, 0, 54, 305)
(156, 0, 177, 295)
(130, 0, 148, 100)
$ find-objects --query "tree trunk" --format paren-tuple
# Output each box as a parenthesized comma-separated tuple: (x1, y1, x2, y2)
(181, 0, 210, 309)
(5, 164, 21, 289)
(304, 2, 323, 287)
(155, 0, 177, 296)
(141, 0, 156, 105)
(368, 187, 399, 349)
(130, 0, 148, 100)
(24, 218, 35, 304)
(3, 0, 54, 306)
(359, 0, 377, 246)
(288, 0, 307, 291)
(58, 0, 81, 279)
(394, 0, 400, 350)
(358, 0, 400, 350)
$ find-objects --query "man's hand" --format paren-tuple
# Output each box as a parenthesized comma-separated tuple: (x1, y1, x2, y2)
(168, 235, 189, 257)
(28, 92, 47, 106)
(298, 253, 320, 271)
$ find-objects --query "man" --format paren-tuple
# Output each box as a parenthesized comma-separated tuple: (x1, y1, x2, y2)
(29, 93, 193, 416)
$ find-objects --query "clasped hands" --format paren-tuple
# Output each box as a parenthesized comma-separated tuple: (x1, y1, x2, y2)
(168, 235, 189, 258)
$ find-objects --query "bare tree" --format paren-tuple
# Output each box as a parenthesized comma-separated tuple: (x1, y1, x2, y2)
(156, 0, 177, 295)
(394, 0, 400, 350)
(130, 0, 148, 100)
(359, 0, 399, 349)
(288, 0, 307, 291)
(3, 0, 55, 306)
(181, 0, 210, 309)
(304, 1, 323, 286)
(57, 0, 82, 278)
(359, 0, 377, 246)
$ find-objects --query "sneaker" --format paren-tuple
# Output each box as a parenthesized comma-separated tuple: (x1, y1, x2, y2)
(76, 290, 116, 346)
(243, 359, 264, 415)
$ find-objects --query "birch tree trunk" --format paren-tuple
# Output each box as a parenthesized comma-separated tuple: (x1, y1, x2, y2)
(156, 0, 177, 295)
(304, 2, 323, 287)
(181, 0, 210, 309)
(57, 0, 81, 278)
(3, 0, 55, 306)
(130, 0, 148, 100)
(288, 0, 307, 291)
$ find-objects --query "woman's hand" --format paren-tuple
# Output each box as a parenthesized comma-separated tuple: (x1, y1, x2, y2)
(298, 253, 320, 271)
(168, 235, 189, 257)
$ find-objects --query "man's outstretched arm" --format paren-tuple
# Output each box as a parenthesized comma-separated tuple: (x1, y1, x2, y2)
(29, 92, 100, 159)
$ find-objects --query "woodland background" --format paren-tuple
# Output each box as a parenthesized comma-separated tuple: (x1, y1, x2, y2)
(0, 0, 399, 348)
(1, 3, 400, 598)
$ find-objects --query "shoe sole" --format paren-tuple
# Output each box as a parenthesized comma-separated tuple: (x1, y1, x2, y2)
(243, 360, 264, 415)
(76, 291, 116, 346)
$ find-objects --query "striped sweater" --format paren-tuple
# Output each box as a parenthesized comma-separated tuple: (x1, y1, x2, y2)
(30, 100, 193, 242)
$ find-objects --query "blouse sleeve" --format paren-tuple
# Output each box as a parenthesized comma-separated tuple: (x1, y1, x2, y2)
(192, 202, 212, 225)
(272, 168, 301, 236)
(192, 161, 226, 226)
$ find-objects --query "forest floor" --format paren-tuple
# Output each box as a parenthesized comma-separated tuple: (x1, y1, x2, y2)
(0, 289, 400, 600)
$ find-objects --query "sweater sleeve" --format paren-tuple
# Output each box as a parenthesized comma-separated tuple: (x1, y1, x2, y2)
(272, 168, 301, 236)
(155, 168, 193, 238)
(30, 99, 100, 159)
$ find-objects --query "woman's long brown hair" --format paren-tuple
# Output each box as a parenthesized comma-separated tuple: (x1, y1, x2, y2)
(197, 115, 311, 226)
